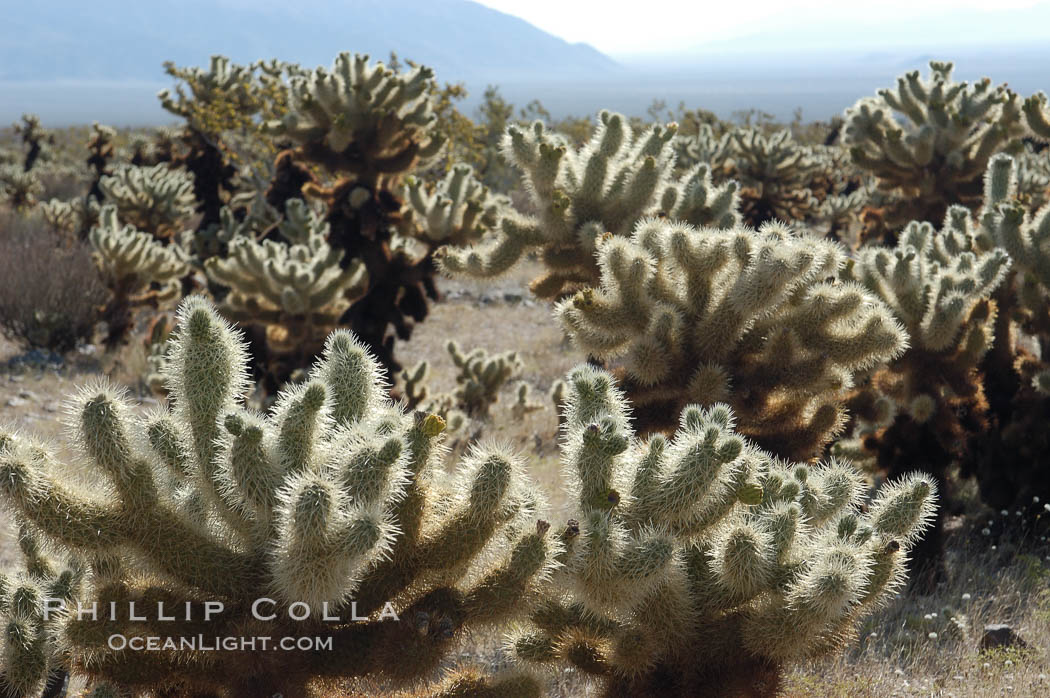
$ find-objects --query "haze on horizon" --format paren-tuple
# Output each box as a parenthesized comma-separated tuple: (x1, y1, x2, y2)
(473, 0, 1048, 57)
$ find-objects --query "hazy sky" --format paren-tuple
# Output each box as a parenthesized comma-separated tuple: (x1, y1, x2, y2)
(473, 0, 1044, 56)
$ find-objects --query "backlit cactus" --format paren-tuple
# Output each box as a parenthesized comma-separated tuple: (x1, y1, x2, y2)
(839, 176, 1012, 586)
(506, 366, 936, 697)
(0, 297, 557, 698)
(557, 218, 905, 460)
(270, 51, 444, 183)
(99, 163, 197, 239)
(725, 128, 826, 226)
(88, 204, 189, 345)
(203, 198, 368, 388)
(843, 61, 1026, 230)
(0, 526, 82, 698)
(404, 163, 509, 246)
(437, 111, 741, 300)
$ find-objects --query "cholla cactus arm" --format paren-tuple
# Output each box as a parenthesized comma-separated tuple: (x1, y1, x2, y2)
(0, 297, 557, 697)
(557, 219, 905, 460)
(1024, 92, 1050, 141)
(438, 111, 741, 300)
(99, 163, 197, 239)
(404, 163, 510, 246)
(843, 61, 1027, 226)
(510, 367, 936, 695)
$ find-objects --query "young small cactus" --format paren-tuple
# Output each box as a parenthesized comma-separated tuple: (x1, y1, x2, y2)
(0, 296, 557, 698)
(506, 365, 936, 697)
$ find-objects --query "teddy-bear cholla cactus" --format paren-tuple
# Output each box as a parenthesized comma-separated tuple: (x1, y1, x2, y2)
(558, 218, 905, 461)
(723, 128, 826, 226)
(0, 523, 82, 698)
(40, 197, 101, 238)
(89, 204, 189, 346)
(204, 198, 367, 385)
(404, 163, 510, 246)
(951, 154, 1050, 511)
(673, 122, 732, 175)
(0, 165, 43, 209)
(270, 51, 444, 184)
(437, 111, 741, 300)
(0, 297, 557, 698)
(12, 113, 53, 172)
(837, 186, 1011, 586)
(99, 163, 197, 239)
(505, 366, 936, 697)
(843, 61, 1026, 230)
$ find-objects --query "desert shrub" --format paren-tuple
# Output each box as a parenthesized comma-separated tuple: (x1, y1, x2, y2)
(0, 210, 105, 352)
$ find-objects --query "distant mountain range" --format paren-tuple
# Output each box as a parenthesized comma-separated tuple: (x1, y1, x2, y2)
(2, 1, 1047, 127)
(0, 0, 617, 83)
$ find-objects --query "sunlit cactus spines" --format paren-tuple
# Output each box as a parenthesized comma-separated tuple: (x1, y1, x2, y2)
(0, 296, 558, 697)
(507, 366, 936, 697)
(98, 163, 197, 239)
(943, 153, 1050, 513)
(557, 217, 906, 460)
(436, 110, 741, 300)
(843, 60, 1026, 230)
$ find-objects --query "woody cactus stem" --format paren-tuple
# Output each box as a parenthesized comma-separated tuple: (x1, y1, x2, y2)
(0, 296, 557, 697)
(507, 366, 936, 697)
(262, 52, 504, 374)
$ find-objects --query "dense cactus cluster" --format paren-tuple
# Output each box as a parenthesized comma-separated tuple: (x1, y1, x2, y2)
(843, 61, 1027, 231)
(437, 111, 741, 299)
(723, 128, 825, 226)
(5, 45, 1050, 697)
(0, 297, 557, 697)
(504, 366, 936, 696)
(558, 218, 905, 460)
